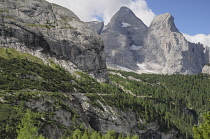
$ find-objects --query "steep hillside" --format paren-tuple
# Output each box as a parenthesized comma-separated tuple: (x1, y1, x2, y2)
(110, 70, 210, 138)
(1, 48, 210, 139)
(0, 0, 108, 82)
(0, 48, 177, 139)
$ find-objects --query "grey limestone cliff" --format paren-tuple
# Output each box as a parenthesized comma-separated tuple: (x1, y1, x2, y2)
(0, 0, 108, 82)
(202, 46, 210, 74)
(204, 46, 210, 64)
(101, 7, 148, 70)
(85, 21, 104, 34)
(101, 7, 206, 74)
(202, 64, 210, 74)
(143, 13, 205, 74)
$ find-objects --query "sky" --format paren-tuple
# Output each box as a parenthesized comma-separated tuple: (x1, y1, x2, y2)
(45, 0, 210, 47)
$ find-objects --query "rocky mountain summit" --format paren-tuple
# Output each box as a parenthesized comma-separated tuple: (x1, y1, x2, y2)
(88, 7, 209, 74)
(101, 7, 148, 70)
(0, 0, 108, 82)
(143, 13, 205, 74)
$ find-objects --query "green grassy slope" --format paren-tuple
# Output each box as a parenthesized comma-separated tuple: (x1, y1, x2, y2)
(0, 48, 209, 138)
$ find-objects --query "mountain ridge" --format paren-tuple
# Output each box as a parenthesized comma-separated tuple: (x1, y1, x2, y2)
(143, 12, 205, 74)
(0, 1, 210, 139)
(88, 7, 209, 75)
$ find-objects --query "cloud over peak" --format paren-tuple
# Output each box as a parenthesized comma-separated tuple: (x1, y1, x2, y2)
(45, 0, 156, 26)
(183, 33, 210, 47)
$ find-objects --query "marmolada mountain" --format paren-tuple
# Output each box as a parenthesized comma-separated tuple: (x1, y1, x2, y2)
(0, 0, 210, 139)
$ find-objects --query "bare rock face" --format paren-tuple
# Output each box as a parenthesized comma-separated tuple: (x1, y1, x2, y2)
(202, 65, 210, 74)
(24, 92, 178, 139)
(204, 46, 210, 64)
(142, 13, 205, 74)
(20, 89, 175, 139)
(85, 21, 104, 34)
(101, 7, 206, 74)
(101, 7, 148, 70)
(0, 0, 108, 82)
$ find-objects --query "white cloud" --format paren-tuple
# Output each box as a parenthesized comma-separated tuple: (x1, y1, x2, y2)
(183, 33, 210, 47)
(45, 0, 156, 26)
(128, 0, 155, 26)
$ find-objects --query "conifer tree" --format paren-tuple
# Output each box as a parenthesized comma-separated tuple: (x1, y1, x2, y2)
(193, 112, 210, 139)
(17, 110, 45, 139)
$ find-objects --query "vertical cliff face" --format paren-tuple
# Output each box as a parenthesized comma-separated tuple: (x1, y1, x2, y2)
(0, 0, 108, 82)
(98, 7, 206, 75)
(101, 7, 148, 70)
(204, 46, 210, 64)
(202, 46, 210, 74)
(85, 21, 104, 35)
(143, 13, 205, 74)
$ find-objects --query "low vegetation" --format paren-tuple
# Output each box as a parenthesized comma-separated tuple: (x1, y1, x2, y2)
(0, 48, 210, 138)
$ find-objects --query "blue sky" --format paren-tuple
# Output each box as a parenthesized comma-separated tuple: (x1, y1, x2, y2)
(146, 0, 210, 35)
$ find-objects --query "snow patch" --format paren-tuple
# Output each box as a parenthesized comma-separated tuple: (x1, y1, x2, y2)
(107, 62, 163, 75)
(122, 22, 131, 28)
(130, 45, 142, 50)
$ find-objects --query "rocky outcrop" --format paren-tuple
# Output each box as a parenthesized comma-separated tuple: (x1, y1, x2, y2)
(85, 21, 104, 34)
(101, 7, 148, 70)
(143, 13, 205, 74)
(203, 46, 210, 74)
(0, 0, 108, 82)
(202, 65, 210, 74)
(204, 46, 210, 64)
(24, 92, 178, 139)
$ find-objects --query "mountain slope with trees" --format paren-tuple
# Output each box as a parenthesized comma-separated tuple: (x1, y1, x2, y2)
(0, 48, 210, 139)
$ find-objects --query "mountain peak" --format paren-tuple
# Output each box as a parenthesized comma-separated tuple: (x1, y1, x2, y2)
(108, 6, 147, 29)
(150, 13, 179, 32)
(154, 13, 174, 24)
(101, 7, 148, 70)
(119, 6, 132, 12)
(158, 13, 172, 18)
(113, 6, 136, 19)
